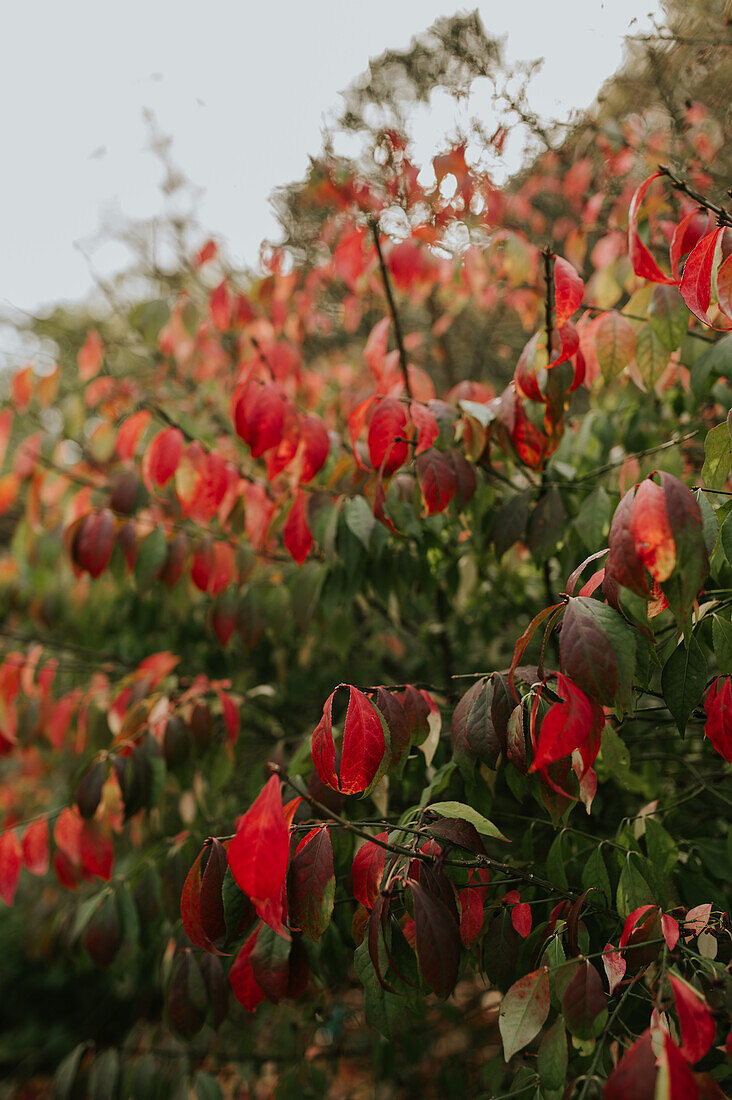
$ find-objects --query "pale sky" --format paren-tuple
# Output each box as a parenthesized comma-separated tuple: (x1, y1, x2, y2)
(1, 0, 662, 335)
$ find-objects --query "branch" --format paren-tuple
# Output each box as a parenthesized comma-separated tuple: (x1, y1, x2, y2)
(542, 246, 555, 357)
(658, 164, 732, 228)
(369, 217, 412, 400)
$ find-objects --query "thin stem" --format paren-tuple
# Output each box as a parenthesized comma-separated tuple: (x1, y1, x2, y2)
(658, 164, 732, 228)
(369, 217, 412, 400)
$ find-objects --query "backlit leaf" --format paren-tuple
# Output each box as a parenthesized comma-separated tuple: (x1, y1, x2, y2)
(499, 967, 550, 1061)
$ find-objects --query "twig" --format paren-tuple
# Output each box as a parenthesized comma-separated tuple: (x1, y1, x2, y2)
(369, 217, 412, 400)
(658, 164, 732, 228)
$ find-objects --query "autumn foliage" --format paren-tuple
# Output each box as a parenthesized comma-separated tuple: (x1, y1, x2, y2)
(0, 23, 731, 1097)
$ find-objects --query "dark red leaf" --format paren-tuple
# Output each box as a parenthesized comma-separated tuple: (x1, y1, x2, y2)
(169, 951, 206, 1038)
(199, 838, 227, 946)
(72, 510, 115, 579)
(604, 1029, 657, 1100)
(288, 825, 335, 941)
(562, 959, 606, 1038)
(250, 922, 292, 1004)
(409, 878, 461, 998)
(83, 894, 121, 967)
(416, 448, 457, 515)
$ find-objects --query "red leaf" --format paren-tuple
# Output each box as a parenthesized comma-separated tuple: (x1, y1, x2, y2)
(351, 833, 387, 909)
(181, 848, 211, 951)
(311, 685, 388, 795)
(416, 447, 457, 515)
(530, 674, 605, 775)
(662, 913, 680, 951)
(661, 1031, 700, 1099)
(116, 410, 151, 462)
(216, 689, 240, 746)
(54, 807, 82, 866)
(606, 485, 649, 597)
(250, 922, 292, 1003)
(210, 280, 232, 330)
(142, 427, 184, 489)
(703, 676, 732, 762)
(669, 975, 716, 1064)
(408, 878, 461, 999)
(233, 381, 286, 458)
(410, 402, 439, 456)
(554, 256, 584, 327)
(368, 398, 408, 475)
(227, 775, 290, 937)
(604, 1029, 657, 1100)
(680, 228, 724, 328)
(333, 226, 369, 292)
(297, 414, 330, 483)
(283, 489, 312, 565)
(562, 959, 606, 1039)
(511, 901, 532, 938)
(631, 478, 675, 582)
(78, 329, 104, 381)
(79, 819, 113, 881)
(602, 943, 626, 994)
(288, 825, 335, 940)
(0, 830, 21, 905)
(194, 239, 217, 268)
(627, 173, 676, 285)
(72, 510, 115, 579)
(22, 818, 49, 876)
(199, 838, 228, 946)
(670, 210, 712, 281)
(229, 928, 265, 1011)
(458, 887, 484, 947)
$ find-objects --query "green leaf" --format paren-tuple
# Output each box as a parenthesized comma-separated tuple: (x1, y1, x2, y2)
(581, 845, 612, 906)
(634, 323, 669, 390)
(648, 284, 689, 351)
(560, 597, 636, 711)
(574, 488, 612, 551)
(695, 490, 720, 556)
(661, 635, 708, 736)
(343, 495, 375, 549)
(527, 486, 566, 561)
(194, 1072, 224, 1100)
(493, 491, 531, 557)
(537, 1018, 568, 1091)
(499, 967, 551, 1061)
(690, 333, 732, 397)
(644, 818, 678, 875)
(546, 832, 569, 891)
(135, 527, 168, 590)
(616, 853, 656, 920)
(54, 1043, 87, 1100)
(427, 801, 508, 842)
(354, 939, 402, 1038)
(721, 511, 732, 567)
(702, 423, 732, 491)
(712, 614, 732, 674)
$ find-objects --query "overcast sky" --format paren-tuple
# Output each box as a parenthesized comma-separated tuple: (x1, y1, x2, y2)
(2, 1, 662, 326)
